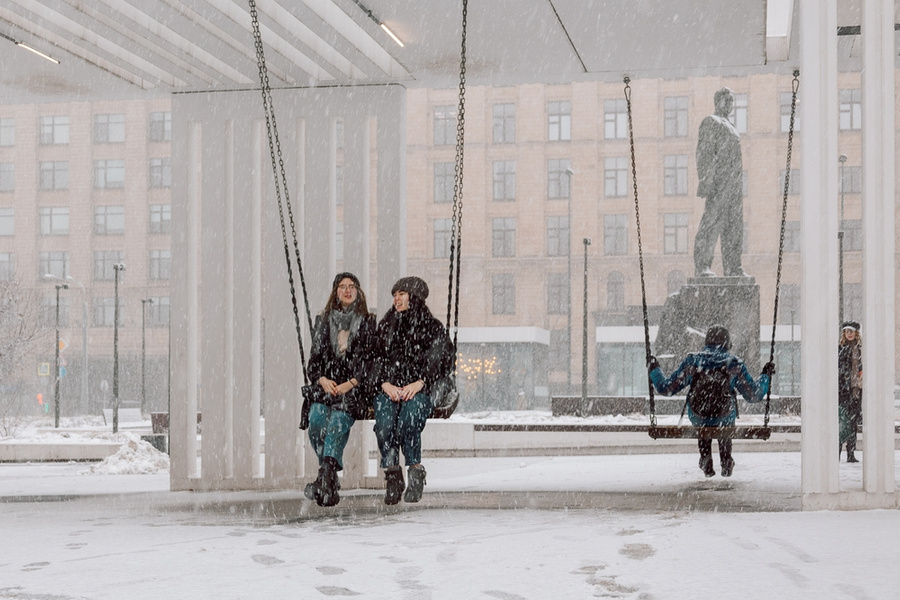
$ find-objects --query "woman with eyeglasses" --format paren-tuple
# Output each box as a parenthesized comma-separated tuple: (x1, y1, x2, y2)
(304, 272, 377, 506)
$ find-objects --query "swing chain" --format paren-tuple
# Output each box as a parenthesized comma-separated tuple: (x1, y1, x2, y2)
(447, 0, 467, 347)
(765, 69, 800, 427)
(624, 76, 657, 427)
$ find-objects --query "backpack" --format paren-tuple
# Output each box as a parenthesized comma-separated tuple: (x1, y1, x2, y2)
(687, 364, 736, 419)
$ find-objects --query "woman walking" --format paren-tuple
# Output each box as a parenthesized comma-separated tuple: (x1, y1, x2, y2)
(838, 321, 863, 463)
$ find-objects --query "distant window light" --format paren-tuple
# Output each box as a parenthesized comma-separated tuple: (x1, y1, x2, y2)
(664, 96, 688, 137)
(39, 206, 69, 235)
(492, 103, 516, 143)
(94, 114, 125, 143)
(39, 115, 69, 145)
(39, 161, 69, 190)
(94, 159, 125, 189)
(433, 105, 456, 146)
(548, 101, 571, 141)
(546, 215, 570, 257)
(492, 160, 516, 201)
(604, 157, 628, 197)
(94, 205, 125, 235)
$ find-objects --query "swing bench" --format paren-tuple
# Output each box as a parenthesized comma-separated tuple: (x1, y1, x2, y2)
(623, 71, 800, 442)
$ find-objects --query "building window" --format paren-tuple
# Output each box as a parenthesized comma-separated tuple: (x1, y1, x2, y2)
(547, 215, 570, 257)
(492, 217, 516, 257)
(492, 160, 516, 201)
(0, 117, 14, 146)
(839, 89, 861, 130)
(433, 105, 456, 146)
(841, 220, 862, 251)
(0, 208, 13, 236)
(149, 112, 171, 142)
(547, 272, 569, 315)
(93, 114, 125, 143)
(607, 271, 625, 311)
(149, 158, 171, 188)
(604, 215, 628, 256)
(0, 163, 13, 192)
(492, 103, 515, 143)
(778, 284, 800, 324)
(94, 205, 125, 235)
(434, 218, 452, 258)
(550, 329, 570, 371)
(664, 97, 688, 137)
(39, 207, 69, 235)
(94, 159, 125, 189)
(492, 273, 515, 314)
(663, 154, 689, 196)
(840, 166, 862, 194)
(779, 169, 801, 195)
(93, 297, 124, 327)
(728, 93, 748, 134)
(0, 253, 14, 281)
(39, 161, 69, 190)
(93, 250, 125, 281)
(548, 159, 572, 199)
(663, 213, 689, 254)
(667, 270, 686, 295)
(149, 249, 171, 280)
(548, 101, 571, 141)
(604, 157, 628, 197)
(40, 295, 70, 329)
(784, 221, 801, 252)
(780, 92, 800, 132)
(434, 162, 455, 204)
(149, 204, 171, 234)
(39, 251, 69, 280)
(148, 296, 171, 327)
(39, 116, 69, 145)
(604, 99, 628, 140)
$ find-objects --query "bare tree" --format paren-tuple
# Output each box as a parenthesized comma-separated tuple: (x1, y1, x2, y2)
(0, 281, 44, 436)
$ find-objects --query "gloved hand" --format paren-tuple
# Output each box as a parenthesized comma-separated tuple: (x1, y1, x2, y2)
(647, 355, 660, 372)
(762, 361, 776, 377)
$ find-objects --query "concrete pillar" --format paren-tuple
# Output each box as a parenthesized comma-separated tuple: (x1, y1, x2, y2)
(800, 0, 840, 503)
(860, 0, 896, 497)
(343, 116, 371, 290)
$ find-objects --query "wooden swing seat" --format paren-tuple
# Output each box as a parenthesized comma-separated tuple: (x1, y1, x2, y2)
(648, 425, 772, 440)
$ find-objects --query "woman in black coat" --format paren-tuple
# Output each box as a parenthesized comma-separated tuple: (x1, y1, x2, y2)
(304, 272, 377, 506)
(838, 321, 862, 463)
(373, 276, 452, 505)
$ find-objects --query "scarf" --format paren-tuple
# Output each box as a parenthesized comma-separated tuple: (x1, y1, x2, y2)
(329, 304, 363, 357)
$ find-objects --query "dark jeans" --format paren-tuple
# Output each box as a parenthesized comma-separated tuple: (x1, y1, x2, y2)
(373, 391, 433, 468)
(307, 402, 356, 469)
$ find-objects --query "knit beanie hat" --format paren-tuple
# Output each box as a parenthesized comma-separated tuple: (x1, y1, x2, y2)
(391, 276, 429, 301)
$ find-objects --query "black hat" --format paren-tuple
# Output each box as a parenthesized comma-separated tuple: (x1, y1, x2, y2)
(391, 276, 429, 301)
(705, 325, 730, 350)
(841, 321, 860, 331)
(332, 272, 360, 290)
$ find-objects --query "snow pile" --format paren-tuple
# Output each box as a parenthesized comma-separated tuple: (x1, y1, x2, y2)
(79, 435, 169, 475)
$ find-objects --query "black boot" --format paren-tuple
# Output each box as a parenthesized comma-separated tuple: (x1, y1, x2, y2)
(846, 441, 859, 463)
(384, 466, 405, 505)
(317, 457, 340, 507)
(304, 466, 324, 500)
(698, 440, 715, 477)
(403, 465, 427, 503)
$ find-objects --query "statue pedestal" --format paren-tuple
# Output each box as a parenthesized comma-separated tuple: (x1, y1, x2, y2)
(654, 276, 760, 374)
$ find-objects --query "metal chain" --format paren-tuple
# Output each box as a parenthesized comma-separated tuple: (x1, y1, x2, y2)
(249, 0, 313, 382)
(447, 0, 467, 349)
(765, 69, 800, 427)
(624, 77, 656, 427)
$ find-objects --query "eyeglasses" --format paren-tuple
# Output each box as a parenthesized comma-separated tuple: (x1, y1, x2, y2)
(338, 284, 357, 291)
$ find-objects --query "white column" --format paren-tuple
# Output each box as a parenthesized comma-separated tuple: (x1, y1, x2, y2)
(800, 0, 840, 503)
(860, 0, 896, 496)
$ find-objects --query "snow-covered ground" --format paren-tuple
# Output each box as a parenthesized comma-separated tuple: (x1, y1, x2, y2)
(1, 414, 899, 599)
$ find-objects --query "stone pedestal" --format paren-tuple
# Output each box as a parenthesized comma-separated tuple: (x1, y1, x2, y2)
(654, 276, 760, 375)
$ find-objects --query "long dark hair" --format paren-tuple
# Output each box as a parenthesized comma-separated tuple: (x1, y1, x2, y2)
(322, 274, 369, 317)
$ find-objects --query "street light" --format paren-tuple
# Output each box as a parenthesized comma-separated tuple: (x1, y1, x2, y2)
(45, 274, 89, 415)
(838, 154, 847, 325)
(112, 263, 125, 433)
(581, 238, 592, 408)
(53, 282, 68, 428)
(141, 297, 154, 415)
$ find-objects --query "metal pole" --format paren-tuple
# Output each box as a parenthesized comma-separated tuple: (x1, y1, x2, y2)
(838, 154, 847, 324)
(112, 263, 125, 433)
(565, 167, 574, 396)
(790, 309, 796, 395)
(141, 297, 153, 415)
(53, 283, 68, 428)
(581, 238, 591, 407)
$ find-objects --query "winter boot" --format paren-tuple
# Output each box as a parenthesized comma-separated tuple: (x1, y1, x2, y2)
(403, 465, 427, 503)
(721, 457, 735, 477)
(699, 455, 715, 478)
(384, 466, 405, 505)
(317, 457, 340, 507)
(304, 466, 324, 501)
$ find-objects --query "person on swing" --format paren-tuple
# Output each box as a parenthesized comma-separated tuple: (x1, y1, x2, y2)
(648, 325, 775, 477)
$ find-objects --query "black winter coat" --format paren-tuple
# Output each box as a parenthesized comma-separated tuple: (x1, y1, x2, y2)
(374, 304, 453, 396)
(306, 312, 377, 419)
(838, 342, 862, 414)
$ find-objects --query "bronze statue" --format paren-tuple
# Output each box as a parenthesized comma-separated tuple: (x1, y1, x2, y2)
(694, 88, 747, 278)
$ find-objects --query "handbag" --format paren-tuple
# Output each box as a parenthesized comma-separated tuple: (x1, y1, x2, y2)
(299, 384, 325, 430)
(430, 374, 459, 419)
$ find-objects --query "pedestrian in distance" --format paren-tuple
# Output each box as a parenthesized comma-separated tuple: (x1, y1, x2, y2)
(648, 325, 775, 478)
(304, 272, 377, 507)
(838, 321, 863, 463)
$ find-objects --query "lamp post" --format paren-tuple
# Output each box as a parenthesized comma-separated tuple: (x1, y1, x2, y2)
(838, 154, 847, 325)
(44, 274, 88, 416)
(53, 283, 69, 428)
(112, 263, 125, 433)
(141, 297, 154, 415)
(581, 238, 592, 408)
(564, 166, 574, 396)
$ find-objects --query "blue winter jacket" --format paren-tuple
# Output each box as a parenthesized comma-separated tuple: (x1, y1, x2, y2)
(649, 345, 770, 426)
